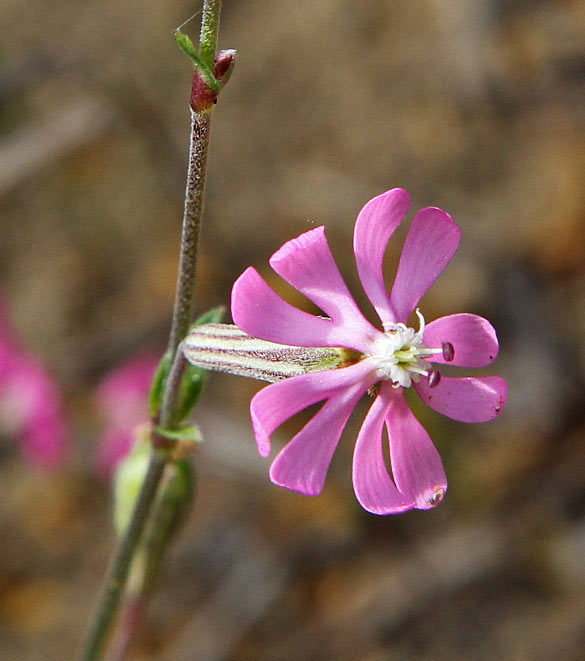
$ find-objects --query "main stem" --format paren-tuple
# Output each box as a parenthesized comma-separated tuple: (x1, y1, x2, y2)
(79, 451, 167, 661)
(199, 0, 222, 68)
(166, 110, 212, 363)
(79, 3, 222, 659)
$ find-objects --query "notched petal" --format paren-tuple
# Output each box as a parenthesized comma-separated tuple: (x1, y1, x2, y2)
(269, 378, 371, 496)
(269, 226, 379, 352)
(424, 314, 499, 367)
(353, 188, 411, 327)
(250, 361, 377, 458)
(385, 389, 448, 510)
(390, 207, 461, 322)
(231, 267, 338, 347)
(414, 375, 508, 423)
(352, 387, 414, 514)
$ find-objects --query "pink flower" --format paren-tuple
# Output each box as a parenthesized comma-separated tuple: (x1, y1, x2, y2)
(231, 188, 507, 514)
(94, 353, 158, 478)
(0, 305, 70, 470)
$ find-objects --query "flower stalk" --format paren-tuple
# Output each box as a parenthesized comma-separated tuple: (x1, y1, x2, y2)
(79, 2, 230, 658)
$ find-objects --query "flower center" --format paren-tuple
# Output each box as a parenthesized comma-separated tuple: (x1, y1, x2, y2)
(370, 310, 443, 388)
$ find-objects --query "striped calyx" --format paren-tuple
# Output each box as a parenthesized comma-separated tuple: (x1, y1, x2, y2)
(182, 323, 357, 382)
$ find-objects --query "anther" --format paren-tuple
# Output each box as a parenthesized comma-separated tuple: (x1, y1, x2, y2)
(442, 341, 454, 362)
(428, 370, 441, 388)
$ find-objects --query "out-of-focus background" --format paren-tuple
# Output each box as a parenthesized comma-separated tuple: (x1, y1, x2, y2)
(2, 0, 585, 658)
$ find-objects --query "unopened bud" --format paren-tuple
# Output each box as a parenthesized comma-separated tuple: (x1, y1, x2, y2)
(191, 49, 236, 113)
(215, 49, 236, 85)
(113, 435, 150, 536)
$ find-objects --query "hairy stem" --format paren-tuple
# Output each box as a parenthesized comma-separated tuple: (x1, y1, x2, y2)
(159, 344, 188, 428)
(199, 0, 222, 67)
(166, 110, 212, 360)
(79, 451, 167, 661)
(167, 0, 221, 358)
(79, 3, 223, 659)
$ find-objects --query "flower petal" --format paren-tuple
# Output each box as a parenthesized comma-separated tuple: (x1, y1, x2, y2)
(386, 392, 447, 510)
(251, 360, 376, 457)
(352, 383, 414, 514)
(95, 428, 135, 479)
(389, 207, 461, 322)
(353, 188, 411, 327)
(95, 353, 158, 428)
(22, 408, 69, 470)
(424, 313, 499, 367)
(414, 375, 508, 422)
(269, 378, 369, 496)
(269, 226, 380, 352)
(8, 358, 70, 469)
(232, 267, 345, 348)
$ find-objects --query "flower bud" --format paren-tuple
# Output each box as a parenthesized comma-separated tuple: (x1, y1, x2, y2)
(112, 429, 197, 538)
(113, 433, 150, 536)
(190, 49, 236, 113)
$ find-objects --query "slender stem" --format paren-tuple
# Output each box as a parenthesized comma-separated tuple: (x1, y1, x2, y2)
(159, 345, 188, 428)
(109, 595, 146, 661)
(166, 110, 212, 359)
(79, 451, 167, 661)
(167, 0, 221, 358)
(199, 0, 222, 67)
(79, 2, 224, 658)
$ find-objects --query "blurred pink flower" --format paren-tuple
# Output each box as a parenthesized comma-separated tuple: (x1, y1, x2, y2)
(94, 353, 158, 478)
(231, 188, 507, 514)
(0, 305, 70, 469)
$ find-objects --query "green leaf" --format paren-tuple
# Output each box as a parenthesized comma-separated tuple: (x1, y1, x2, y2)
(174, 306, 226, 422)
(152, 424, 202, 443)
(148, 352, 171, 418)
(190, 305, 225, 329)
(174, 30, 220, 92)
(174, 30, 197, 59)
(175, 363, 205, 422)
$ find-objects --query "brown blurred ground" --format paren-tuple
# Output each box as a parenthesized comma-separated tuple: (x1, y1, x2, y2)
(1, 0, 585, 659)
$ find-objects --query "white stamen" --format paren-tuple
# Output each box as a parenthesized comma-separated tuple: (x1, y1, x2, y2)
(371, 309, 441, 388)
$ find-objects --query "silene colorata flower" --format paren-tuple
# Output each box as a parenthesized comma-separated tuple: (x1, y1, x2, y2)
(0, 301, 70, 470)
(94, 353, 159, 478)
(186, 189, 508, 514)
